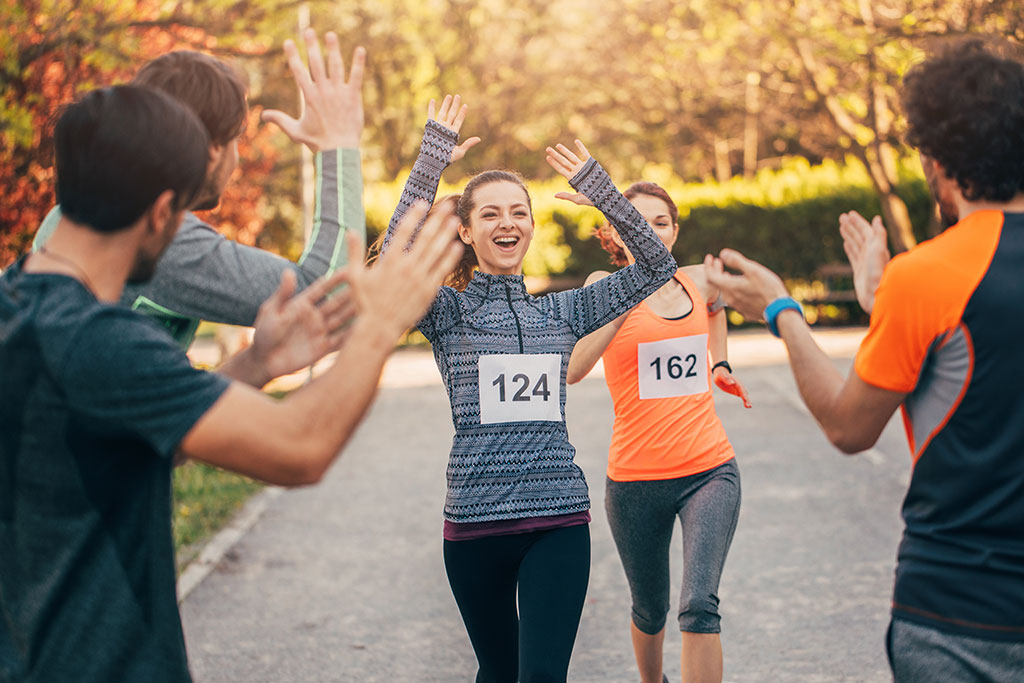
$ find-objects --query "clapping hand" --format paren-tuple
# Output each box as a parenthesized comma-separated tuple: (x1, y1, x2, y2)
(428, 94, 480, 164)
(703, 249, 790, 323)
(251, 268, 357, 381)
(262, 29, 365, 152)
(838, 211, 890, 314)
(546, 139, 592, 181)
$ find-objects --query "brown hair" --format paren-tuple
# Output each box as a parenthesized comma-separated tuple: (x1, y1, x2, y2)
(597, 181, 678, 266)
(132, 51, 248, 146)
(448, 170, 533, 290)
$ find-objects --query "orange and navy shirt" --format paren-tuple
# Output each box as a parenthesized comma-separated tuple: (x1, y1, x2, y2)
(855, 210, 1024, 641)
(602, 270, 734, 482)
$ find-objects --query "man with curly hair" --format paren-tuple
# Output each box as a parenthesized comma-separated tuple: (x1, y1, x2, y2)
(704, 38, 1024, 681)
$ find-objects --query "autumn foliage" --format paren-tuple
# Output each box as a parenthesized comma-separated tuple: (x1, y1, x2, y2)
(0, 1, 281, 266)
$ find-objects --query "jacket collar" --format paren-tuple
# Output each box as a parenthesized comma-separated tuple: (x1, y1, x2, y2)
(464, 270, 528, 303)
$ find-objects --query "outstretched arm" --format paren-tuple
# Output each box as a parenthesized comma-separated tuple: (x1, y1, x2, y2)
(705, 249, 903, 451)
(565, 270, 629, 383)
(179, 203, 465, 485)
(379, 95, 479, 254)
(546, 141, 677, 338)
(98, 30, 366, 331)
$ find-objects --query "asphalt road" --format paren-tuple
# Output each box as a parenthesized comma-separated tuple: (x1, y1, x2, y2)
(180, 330, 910, 682)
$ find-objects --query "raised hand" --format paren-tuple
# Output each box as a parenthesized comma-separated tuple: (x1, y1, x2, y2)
(713, 368, 752, 408)
(262, 29, 365, 152)
(838, 211, 890, 314)
(250, 268, 356, 380)
(553, 191, 594, 207)
(546, 140, 592, 181)
(703, 249, 790, 323)
(346, 200, 464, 341)
(428, 94, 480, 163)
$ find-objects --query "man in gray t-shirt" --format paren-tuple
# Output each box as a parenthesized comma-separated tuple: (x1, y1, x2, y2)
(33, 42, 364, 347)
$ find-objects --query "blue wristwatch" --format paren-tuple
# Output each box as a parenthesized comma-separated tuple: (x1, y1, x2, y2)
(764, 296, 803, 337)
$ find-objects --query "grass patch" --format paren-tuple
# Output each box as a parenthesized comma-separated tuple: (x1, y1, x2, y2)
(173, 461, 263, 571)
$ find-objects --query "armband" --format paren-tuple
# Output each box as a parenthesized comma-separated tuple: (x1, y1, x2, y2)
(764, 296, 803, 338)
(711, 360, 732, 374)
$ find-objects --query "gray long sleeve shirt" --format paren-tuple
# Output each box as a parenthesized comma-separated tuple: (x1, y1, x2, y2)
(386, 122, 677, 524)
(33, 148, 363, 347)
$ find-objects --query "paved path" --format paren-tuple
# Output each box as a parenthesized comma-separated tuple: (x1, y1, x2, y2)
(180, 328, 910, 682)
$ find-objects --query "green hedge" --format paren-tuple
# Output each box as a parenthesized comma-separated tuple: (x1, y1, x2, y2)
(365, 156, 934, 283)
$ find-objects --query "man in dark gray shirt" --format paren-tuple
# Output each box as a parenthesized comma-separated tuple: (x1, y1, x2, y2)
(0, 33, 462, 683)
(33, 29, 363, 347)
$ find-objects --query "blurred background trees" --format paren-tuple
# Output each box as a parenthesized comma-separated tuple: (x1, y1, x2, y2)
(4, 0, 1023, 281)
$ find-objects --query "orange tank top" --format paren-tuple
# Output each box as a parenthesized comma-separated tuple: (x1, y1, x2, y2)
(602, 269, 734, 482)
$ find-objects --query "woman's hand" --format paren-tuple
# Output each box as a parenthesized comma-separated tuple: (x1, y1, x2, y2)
(713, 367, 752, 408)
(546, 139, 592, 181)
(428, 94, 481, 163)
(553, 191, 594, 207)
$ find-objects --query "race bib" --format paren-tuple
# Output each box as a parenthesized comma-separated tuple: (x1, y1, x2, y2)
(636, 334, 709, 400)
(478, 353, 562, 424)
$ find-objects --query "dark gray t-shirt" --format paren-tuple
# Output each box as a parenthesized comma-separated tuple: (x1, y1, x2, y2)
(0, 261, 230, 682)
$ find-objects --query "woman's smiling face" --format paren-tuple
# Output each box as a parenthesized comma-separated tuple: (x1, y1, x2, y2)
(458, 180, 535, 275)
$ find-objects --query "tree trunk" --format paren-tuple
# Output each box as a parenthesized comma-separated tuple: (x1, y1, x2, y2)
(744, 71, 760, 179)
(713, 136, 732, 184)
(856, 147, 917, 253)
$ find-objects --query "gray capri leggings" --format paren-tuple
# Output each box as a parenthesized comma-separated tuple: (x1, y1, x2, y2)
(605, 458, 740, 634)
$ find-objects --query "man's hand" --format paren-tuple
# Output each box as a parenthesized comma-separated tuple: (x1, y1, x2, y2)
(428, 94, 480, 164)
(345, 201, 464, 343)
(262, 29, 365, 151)
(250, 269, 356, 381)
(713, 367, 752, 408)
(704, 249, 789, 322)
(839, 211, 890, 314)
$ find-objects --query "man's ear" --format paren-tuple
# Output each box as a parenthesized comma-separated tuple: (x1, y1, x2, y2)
(208, 142, 226, 169)
(145, 190, 177, 235)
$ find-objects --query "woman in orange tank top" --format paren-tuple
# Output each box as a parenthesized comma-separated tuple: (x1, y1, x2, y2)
(562, 181, 750, 683)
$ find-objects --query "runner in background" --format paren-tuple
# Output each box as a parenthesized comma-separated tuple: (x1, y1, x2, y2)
(562, 181, 748, 683)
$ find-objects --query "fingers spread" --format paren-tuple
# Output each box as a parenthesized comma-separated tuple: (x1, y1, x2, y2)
(325, 32, 344, 84)
(284, 39, 316, 102)
(304, 28, 328, 84)
(436, 94, 453, 123)
(452, 103, 468, 132)
(347, 46, 366, 89)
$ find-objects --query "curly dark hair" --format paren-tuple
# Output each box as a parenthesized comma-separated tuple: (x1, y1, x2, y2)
(597, 181, 678, 266)
(902, 38, 1024, 202)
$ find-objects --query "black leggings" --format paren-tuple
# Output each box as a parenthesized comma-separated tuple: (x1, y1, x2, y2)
(443, 523, 591, 683)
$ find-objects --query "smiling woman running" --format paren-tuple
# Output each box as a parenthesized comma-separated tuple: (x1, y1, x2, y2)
(377, 96, 677, 682)
(562, 179, 749, 683)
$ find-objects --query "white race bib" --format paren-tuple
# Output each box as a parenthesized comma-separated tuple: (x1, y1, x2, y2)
(636, 334, 709, 400)
(478, 353, 562, 424)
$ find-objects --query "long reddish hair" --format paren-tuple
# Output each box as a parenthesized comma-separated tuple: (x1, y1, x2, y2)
(597, 181, 678, 266)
